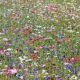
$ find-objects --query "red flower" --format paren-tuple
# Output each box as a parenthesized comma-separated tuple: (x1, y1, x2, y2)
(23, 26, 32, 35)
(31, 54, 38, 61)
(66, 57, 71, 63)
(48, 4, 58, 13)
(31, 9, 37, 14)
(73, 56, 80, 63)
(49, 45, 54, 49)
(57, 38, 63, 43)
(64, 38, 70, 43)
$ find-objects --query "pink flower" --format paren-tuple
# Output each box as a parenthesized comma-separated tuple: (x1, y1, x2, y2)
(48, 4, 58, 13)
(0, 49, 4, 55)
(9, 68, 18, 75)
(31, 9, 37, 14)
(72, 56, 80, 63)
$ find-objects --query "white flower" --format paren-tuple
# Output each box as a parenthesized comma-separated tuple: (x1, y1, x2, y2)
(42, 70, 48, 75)
(26, 16, 29, 18)
(7, 9, 13, 12)
(0, 32, 4, 35)
(70, 75, 78, 80)
(78, 71, 80, 77)
(36, 25, 42, 28)
(0, 71, 3, 74)
(67, 30, 74, 33)
(0, 62, 2, 65)
(64, 62, 71, 65)
(47, 53, 50, 55)
(31, 33, 34, 35)
(19, 56, 27, 63)
(3, 38, 8, 41)
(34, 50, 38, 53)
(26, 59, 32, 62)
(38, 31, 41, 33)
(7, 48, 13, 51)
(76, 32, 79, 34)
(42, 69, 46, 73)
(20, 76, 23, 79)
(33, 62, 38, 66)
(34, 29, 38, 31)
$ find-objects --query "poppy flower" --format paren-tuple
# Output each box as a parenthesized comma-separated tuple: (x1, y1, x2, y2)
(23, 26, 32, 35)
(11, 13, 18, 20)
(36, 46, 44, 50)
(65, 57, 71, 63)
(4, 65, 9, 79)
(57, 38, 63, 44)
(31, 9, 37, 14)
(49, 45, 55, 49)
(48, 4, 58, 13)
(72, 56, 80, 63)
(64, 38, 70, 43)
(31, 54, 38, 61)
(23, 29, 30, 35)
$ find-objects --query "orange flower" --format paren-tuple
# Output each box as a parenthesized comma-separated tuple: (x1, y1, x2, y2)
(31, 54, 38, 61)
(57, 38, 63, 43)
(64, 38, 70, 43)
(23, 26, 32, 35)
(49, 45, 55, 49)
(23, 29, 30, 35)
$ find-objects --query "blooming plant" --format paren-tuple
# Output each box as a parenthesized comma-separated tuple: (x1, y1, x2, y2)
(0, 0, 80, 80)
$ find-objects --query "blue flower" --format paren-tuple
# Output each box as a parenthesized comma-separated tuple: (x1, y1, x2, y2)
(73, 68, 79, 75)
(65, 63, 73, 70)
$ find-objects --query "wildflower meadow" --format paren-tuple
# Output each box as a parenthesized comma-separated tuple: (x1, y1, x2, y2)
(0, 0, 80, 80)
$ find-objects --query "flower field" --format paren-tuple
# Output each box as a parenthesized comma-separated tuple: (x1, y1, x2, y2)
(0, 0, 80, 80)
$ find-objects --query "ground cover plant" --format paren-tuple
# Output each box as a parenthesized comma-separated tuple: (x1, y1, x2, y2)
(0, 0, 80, 80)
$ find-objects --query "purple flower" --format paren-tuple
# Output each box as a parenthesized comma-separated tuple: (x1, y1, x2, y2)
(65, 63, 73, 70)
(0, 49, 4, 55)
(60, 55, 65, 60)
(45, 76, 51, 80)
(57, 77, 63, 80)
(73, 68, 79, 75)
(18, 63, 24, 69)
(43, 46, 50, 51)
(2, 27, 8, 33)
